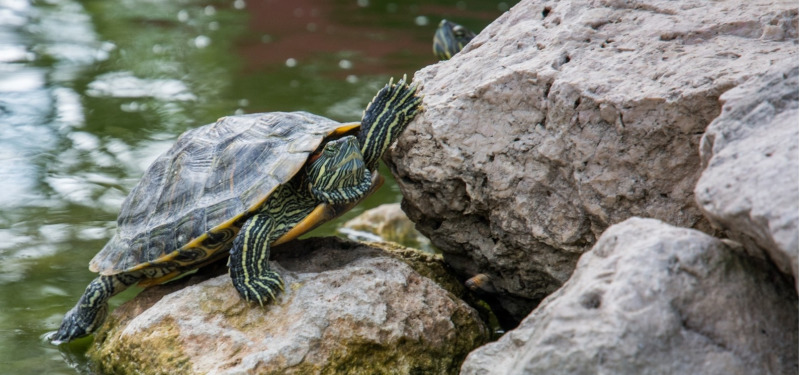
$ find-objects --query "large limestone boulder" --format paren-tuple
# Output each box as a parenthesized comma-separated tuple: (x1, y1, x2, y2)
(695, 63, 799, 287)
(87, 237, 489, 375)
(386, 0, 799, 320)
(460, 218, 798, 375)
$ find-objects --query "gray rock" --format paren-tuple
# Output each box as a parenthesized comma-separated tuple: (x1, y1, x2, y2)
(695, 62, 799, 287)
(386, 0, 799, 320)
(460, 218, 798, 375)
(340, 203, 434, 253)
(88, 237, 489, 375)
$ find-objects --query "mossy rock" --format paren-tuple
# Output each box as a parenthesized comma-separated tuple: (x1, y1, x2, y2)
(88, 237, 489, 374)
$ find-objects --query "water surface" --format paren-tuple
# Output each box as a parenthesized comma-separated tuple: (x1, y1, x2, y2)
(0, 0, 514, 373)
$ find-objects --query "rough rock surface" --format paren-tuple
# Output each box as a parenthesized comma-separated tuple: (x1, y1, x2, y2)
(386, 0, 799, 320)
(87, 237, 489, 375)
(340, 203, 433, 253)
(695, 62, 799, 287)
(460, 218, 799, 375)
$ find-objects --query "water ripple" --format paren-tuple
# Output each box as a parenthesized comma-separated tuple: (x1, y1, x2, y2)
(86, 71, 197, 101)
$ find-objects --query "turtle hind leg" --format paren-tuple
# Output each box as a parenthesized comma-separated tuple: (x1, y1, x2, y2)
(229, 213, 285, 306)
(357, 76, 422, 171)
(47, 274, 138, 344)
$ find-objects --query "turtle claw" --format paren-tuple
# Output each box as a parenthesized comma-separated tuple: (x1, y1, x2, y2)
(235, 270, 285, 306)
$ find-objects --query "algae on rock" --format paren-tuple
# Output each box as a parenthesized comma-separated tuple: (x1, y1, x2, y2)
(88, 237, 489, 375)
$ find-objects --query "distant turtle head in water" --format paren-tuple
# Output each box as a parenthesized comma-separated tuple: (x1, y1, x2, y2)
(433, 19, 476, 60)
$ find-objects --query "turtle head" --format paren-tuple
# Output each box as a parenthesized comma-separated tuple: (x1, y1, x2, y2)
(357, 76, 422, 171)
(433, 19, 476, 60)
(47, 300, 109, 345)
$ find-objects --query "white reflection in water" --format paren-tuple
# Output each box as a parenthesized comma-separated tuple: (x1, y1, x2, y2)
(102, 136, 174, 179)
(131, 137, 176, 172)
(0, 258, 31, 284)
(77, 226, 111, 241)
(40, 285, 69, 297)
(0, 236, 58, 284)
(0, 0, 106, 215)
(0, 228, 32, 251)
(45, 175, 95, 206)
(0, 45, 30, 62)
(104, 138, 135, 173)
(31, 0, 109, 65)
(0, 67, 44, 92)
(120, 101, 148, 112)
(38, 223, 70, 244)
(0, 155, 38, 206)
(87, 71, 197, 101)
(194, 34, 211, 48)
(0, 84, 55, 207)
(0, 0, 29, 27)
(52, 87, 84, 127)
(66, 131, 99, 151)
(44, 171, 126, 212)
(97, 187, 127, 213)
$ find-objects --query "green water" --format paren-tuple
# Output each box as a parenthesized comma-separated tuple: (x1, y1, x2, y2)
(0, 0, 514, 373)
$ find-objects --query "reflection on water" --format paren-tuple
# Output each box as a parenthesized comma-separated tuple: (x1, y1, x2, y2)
(86, 72, 197, 101)
(0, 0, 515, 373)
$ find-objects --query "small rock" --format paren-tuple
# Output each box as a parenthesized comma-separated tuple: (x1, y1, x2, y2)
(88, 237, 489, 375)
(340, 203, 433, 253)
(460, 218, 798, 375)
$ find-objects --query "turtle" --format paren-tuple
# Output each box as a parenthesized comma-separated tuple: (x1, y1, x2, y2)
(465, 273, 496, 295)
(433, 19, 476, 60)
(463, 273, 518, 331)
(48, 77, 421, 344)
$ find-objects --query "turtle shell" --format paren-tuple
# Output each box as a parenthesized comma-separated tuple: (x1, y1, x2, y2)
(90, 112, 353, 275)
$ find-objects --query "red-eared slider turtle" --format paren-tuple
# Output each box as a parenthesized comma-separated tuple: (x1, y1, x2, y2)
(48, 77, 421, 344)
(433, 19, 476, 60)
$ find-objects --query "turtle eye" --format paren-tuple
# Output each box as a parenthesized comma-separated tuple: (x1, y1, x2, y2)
(453, 26, 465, 37)
(324, 143, 339, 155)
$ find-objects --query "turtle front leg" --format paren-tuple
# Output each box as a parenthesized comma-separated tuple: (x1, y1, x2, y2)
(306, 135, 374, 205)
(48, 274, 139, 344)
(309, 167, 373, 205)
(229, 213, 285, 306)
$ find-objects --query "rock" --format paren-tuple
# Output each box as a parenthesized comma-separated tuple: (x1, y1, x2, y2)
(87, 237, 489, 375)
(385, 0, 799, 321)
(695, 62, 799, 287)
(460, 218, 798, 375)
(340, 203, 433, 253)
